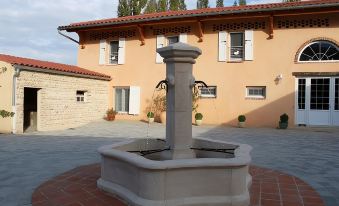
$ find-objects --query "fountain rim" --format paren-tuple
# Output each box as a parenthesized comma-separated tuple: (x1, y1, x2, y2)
(98, 137, 252, 170)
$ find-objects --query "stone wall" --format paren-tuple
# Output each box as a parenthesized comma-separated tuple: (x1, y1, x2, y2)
(15, 70, 109, 133)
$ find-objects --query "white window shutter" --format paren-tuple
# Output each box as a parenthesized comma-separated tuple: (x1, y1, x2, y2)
(99, 40, 106, 65)
(245, 30, 254, 61)
(118, 38, 126, 65)
(179, 33, 187, 43)
(156, 35, 165, 64)
(129, 86, 140, 115)
(218, 31, 227, 62)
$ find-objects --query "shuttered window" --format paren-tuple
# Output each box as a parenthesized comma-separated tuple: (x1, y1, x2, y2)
(109, 41, 119, 64)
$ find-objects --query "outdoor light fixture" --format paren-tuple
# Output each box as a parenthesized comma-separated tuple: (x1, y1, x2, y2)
(275, 74, 283, 84)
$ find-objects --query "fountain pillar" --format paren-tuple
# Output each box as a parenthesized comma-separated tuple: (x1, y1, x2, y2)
(157, 43, 201, 159)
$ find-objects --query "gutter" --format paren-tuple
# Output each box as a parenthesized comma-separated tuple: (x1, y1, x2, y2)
(12, 67, 20, 134)
(58, 2, 339, 31)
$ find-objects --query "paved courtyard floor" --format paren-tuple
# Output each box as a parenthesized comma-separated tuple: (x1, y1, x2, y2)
(0, 120, 338, 206)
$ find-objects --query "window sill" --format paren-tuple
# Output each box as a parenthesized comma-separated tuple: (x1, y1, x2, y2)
(245, 97, 266, 100)
(227, 60, 244, 63)
(295, 60, 339, 64)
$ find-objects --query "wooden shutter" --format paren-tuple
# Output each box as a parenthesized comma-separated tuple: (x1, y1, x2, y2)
(129, 86, 140, 115)
(156, 35, 165, 64)
(179, 33, 187, 43)
(245, 30, 254, 61)
(218, 31, 227, 62)
(118, 38, 126, 65)
(99, 40, 106, 65)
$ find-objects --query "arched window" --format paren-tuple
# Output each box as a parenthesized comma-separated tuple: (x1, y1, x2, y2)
(299, 41, 339, 62)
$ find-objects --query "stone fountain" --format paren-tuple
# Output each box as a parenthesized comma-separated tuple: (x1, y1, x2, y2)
(97, 43, 252, 206)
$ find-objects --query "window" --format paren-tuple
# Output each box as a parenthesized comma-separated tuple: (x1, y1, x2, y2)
(167, 36, 179, 45)
(310, 78, 330, 110)
(76, 91, 86, 102)
(246, 86, 266, 99)
(298, 79, 306, 110)
(299, 41, 339, 62)
(115, 88, 130, 113)
(199, 86, 217, 98)
(230, 33, 244, 61)
(110, 41, 119, 64)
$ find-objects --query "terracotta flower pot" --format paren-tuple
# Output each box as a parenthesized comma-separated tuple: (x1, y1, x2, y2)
(238, 122, 245, 128)
(148, 117, 154, 123)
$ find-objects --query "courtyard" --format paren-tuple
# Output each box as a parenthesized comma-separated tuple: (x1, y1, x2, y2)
(0, 120, 338, 206)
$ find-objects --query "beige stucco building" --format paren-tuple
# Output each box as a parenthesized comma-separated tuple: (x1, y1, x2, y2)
(0, 54, 110, 134)
(58, 0, 339, 127)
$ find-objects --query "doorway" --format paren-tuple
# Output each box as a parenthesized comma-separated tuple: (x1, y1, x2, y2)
(24, 87, 39, 132)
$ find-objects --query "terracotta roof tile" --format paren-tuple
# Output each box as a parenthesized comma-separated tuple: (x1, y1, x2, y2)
(59, 0, 339, 31)
(0, 54, 111, 80)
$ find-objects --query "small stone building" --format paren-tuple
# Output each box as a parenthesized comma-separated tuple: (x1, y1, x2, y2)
(0, 54, 110, 134)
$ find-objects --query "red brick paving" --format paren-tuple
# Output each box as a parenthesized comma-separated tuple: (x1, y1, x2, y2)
(32, 164, 325, 206)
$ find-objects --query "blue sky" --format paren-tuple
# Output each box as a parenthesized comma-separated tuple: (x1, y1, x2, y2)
(0, 0, 281, 65)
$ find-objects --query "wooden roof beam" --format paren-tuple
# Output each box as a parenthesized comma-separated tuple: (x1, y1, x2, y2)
(137, 25, 145, 46)
(197, 21, 204, 42)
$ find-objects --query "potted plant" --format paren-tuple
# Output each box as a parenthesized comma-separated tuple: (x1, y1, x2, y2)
(238, 115, 246, 128)
(195, 113, 203, 126)
(279, 113, 289, 129)
(147, 112, 155, 123)
(106, 108, 117, 121)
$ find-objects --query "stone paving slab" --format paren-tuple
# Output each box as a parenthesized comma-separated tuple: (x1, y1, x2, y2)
(0, 120, 338, 206)
(32, 163, 325, 206)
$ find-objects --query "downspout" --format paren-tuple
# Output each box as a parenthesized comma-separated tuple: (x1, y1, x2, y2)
(57, 29, 80, 44)
(12, 67, 20, 134)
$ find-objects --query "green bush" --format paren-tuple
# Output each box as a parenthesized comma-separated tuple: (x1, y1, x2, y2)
(0, 110, 14, 118)
(147, 112, 154, 118)
(280, 113, 289, 123)
(195, 113, 203, 120)
(238, 115, 246, 122)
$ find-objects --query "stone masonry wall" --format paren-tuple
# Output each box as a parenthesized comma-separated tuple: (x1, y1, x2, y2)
(15, 71, 109, 133)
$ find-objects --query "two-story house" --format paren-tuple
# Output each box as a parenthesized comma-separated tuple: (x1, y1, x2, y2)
(59, 0, 339, 127)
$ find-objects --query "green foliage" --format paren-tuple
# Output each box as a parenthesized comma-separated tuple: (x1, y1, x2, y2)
(216, 0, 224, 7)
(197, 0, 209, 9)
(157, 0, 168, 12)
(0, 110, 14, 118)
(147, 111, 155, 118)
(144, 0, 157, 13)
(238, 0, 246, 6)
(238, 115, 246, 122)
(280, 113, 289, 123)
(169, 0, 180, 11)
(118, 0, 132, 17)
(195, 113, 203, 120)
(179, 0, 187, 10)
(132, 0, 148, 15)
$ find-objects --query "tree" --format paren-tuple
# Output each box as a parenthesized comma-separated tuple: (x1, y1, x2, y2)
(157, 0, 168, 12)
(131, 0, 148, 15)
(144, 0, 157, 13)
(216, 0, 224, 7)
(197, 0, 209, 9)
(179, 0, 187, 10)
(233, 0, 238, 6)
(238, 0, 246, 6)
(118, 0, 131, 17)
(169, 0, 180, 11)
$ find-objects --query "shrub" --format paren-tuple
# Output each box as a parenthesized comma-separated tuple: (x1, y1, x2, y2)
(0, 110, 14, 118)
(147, 112, 154, 118)
(238, 115, 246, 122)
(195, 113, 203, 120)
(280, 113, 289, 123)
(106, 108, 117, 121)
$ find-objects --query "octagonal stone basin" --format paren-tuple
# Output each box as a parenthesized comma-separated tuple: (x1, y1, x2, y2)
(97, 138, 252, 206)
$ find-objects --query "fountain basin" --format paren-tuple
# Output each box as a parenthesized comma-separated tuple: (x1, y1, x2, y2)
(97, 138, 252, 206)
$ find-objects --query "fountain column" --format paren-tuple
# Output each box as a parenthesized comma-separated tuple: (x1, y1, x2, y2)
(157, 43, 202, 159)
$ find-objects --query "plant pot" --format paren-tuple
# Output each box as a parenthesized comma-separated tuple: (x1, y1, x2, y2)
(279, 122, 288, 129)
(148, 117, 154, 123)
(106, 114, 115, 121)
(238, 121, 245, 128)
(195, 119, 202, 126)
(160, 111, 166, 124)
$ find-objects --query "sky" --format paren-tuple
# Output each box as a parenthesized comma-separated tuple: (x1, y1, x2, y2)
(0, 0, 282, 65)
